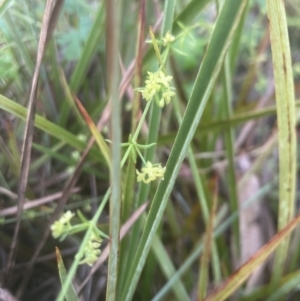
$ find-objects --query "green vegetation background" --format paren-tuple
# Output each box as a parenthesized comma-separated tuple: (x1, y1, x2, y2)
(0, 0, 300, 300)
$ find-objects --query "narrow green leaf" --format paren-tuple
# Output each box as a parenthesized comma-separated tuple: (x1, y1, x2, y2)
(0, 94, 105, 163)
(221, 55, 240, 251)
(74, 95, 110, 167)
(266, 0, 297, 280)
(204, 213, 300, 301)
(266, 271, 300, 301)
(55, 247, 79, 301)
(152, 233, 190, 301)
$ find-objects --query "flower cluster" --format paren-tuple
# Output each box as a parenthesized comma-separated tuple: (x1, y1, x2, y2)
(79, 233, 102, 266)
(138, 70, 175, 107)
(51, 211, 105, 266)
(51, 211, 75, 239)
(162, 31, 175, 46)
(136, 161, 166, 184)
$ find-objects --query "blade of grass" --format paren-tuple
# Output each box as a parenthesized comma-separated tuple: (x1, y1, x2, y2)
(106, 0, 121, 299)
(0, 94, 105, 163)
(151, 232, 191, 301)
(74, 95, 110, 167)
(121, 1, 249, 300)
(198, 177, 218, 300)
(55, 247, 79, 301)
(266, 0, 297, 283)
(266, 270, 300, 301)
(171, 59, 222, 284)
(59, 67, 85, 126)
(228, 0, 249, 72)
(118, 0, 146, 291)
(221, 54, 240, 252)
(204, 212, 300, 301)
(157, 100, 300, 146)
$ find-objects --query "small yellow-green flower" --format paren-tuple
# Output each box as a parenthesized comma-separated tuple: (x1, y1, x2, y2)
(156, 70, 173, 88)
(142, 71, 162, 101)
(162, 31, 175, 46)
(159, 90, 176, 107)
(137, 70, 175, 107)
(136, 161, 166, 184)
(51, 210, 75, 239)
(79, 233, 102, 266)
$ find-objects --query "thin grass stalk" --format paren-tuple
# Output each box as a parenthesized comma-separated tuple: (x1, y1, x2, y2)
(106, 0, 121, 298)
(117, 158, 136, 291)
(221, 55, 240, 251)
(59, 68, 85, 126)
(119, 104, 161, 273)
(7, 0, 54, 280)
(198, 178, 218, 300)
(172, 86, 222, 283)
(157, 100, 300, 145)
(228, 1, 248, 72)
(288, 224, 300, 271)
(266, 0, 297, 283)
(151, 223, 190, 300)
(118, 0, 145, 290)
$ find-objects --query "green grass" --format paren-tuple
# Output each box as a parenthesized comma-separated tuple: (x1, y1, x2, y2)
(0, 0, 300, 300)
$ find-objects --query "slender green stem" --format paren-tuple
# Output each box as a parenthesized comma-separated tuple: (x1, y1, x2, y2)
(121, 145, 132, 167)
(136, 147, 147, 164)
(132, 100, 152, 141)
(106, 0, 121, 298)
